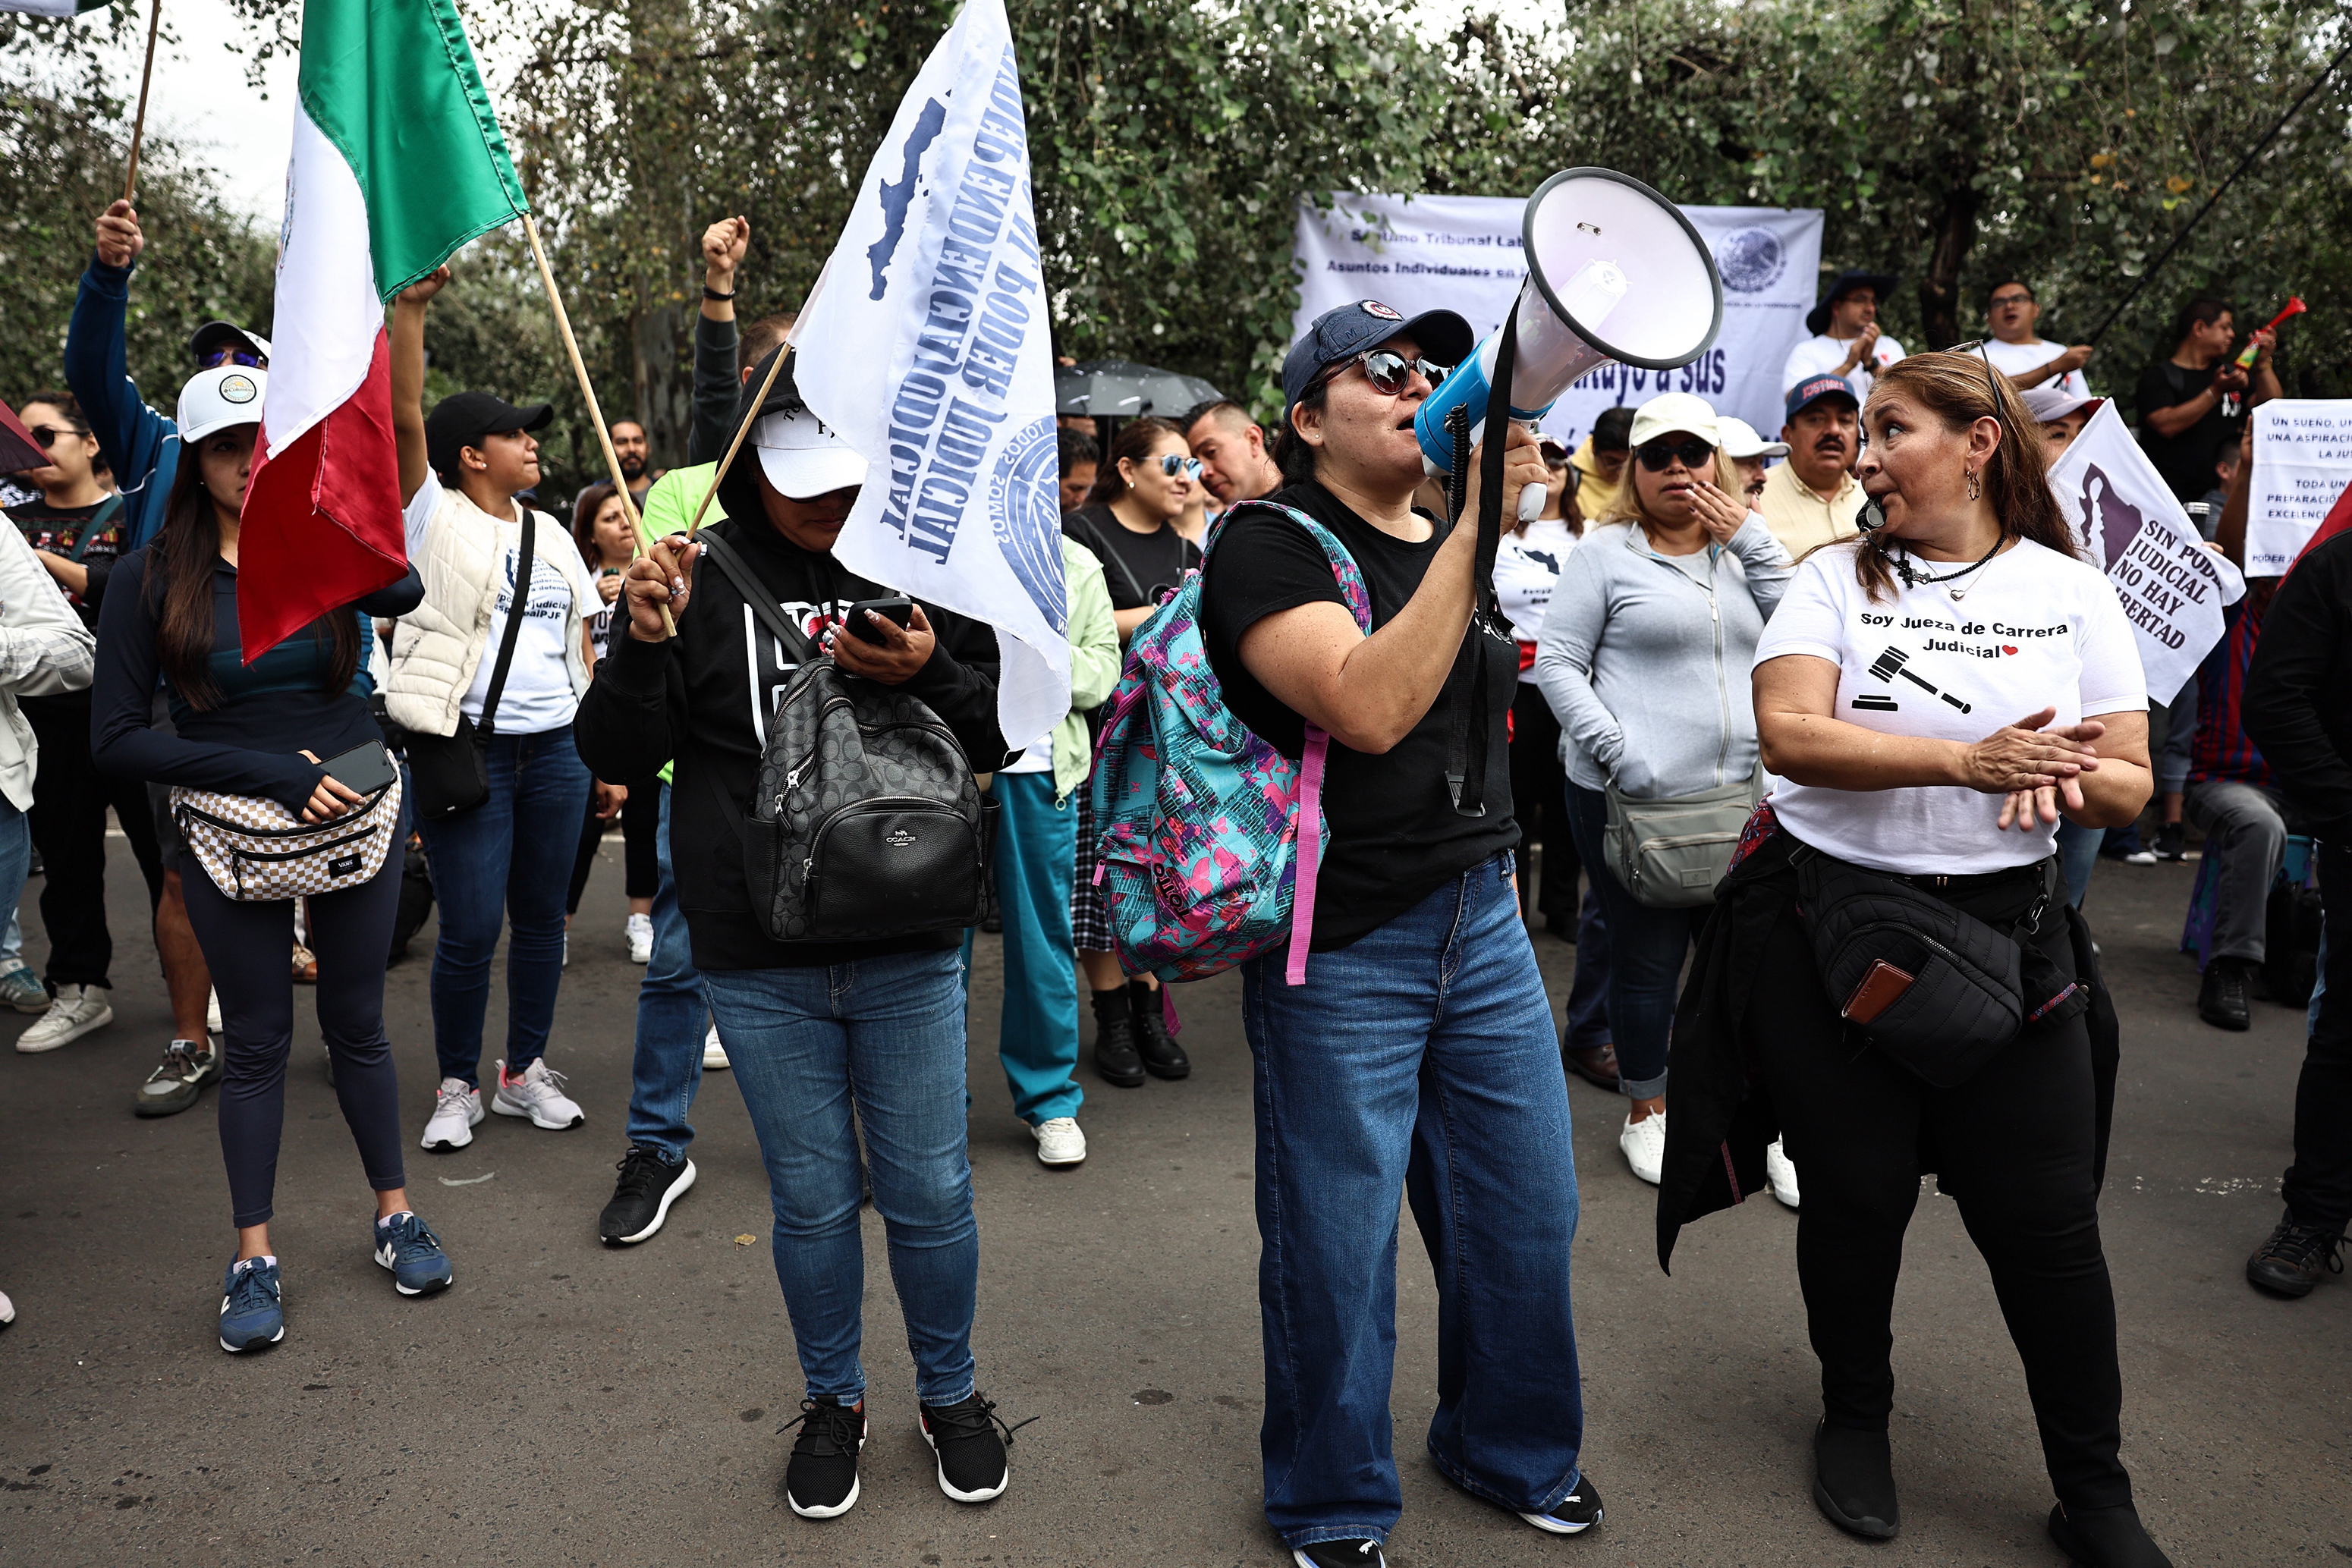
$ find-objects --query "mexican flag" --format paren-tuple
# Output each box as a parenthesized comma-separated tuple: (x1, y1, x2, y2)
(239, 0, 530, 660)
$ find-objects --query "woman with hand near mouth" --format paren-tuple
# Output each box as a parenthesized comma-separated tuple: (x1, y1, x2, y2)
(1535, 392, 1792, 1189)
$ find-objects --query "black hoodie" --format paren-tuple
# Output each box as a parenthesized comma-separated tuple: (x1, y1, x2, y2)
(574, 349, 1008, 970)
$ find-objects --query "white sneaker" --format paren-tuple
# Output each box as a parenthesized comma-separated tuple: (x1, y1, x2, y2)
(422, 1078, 484, 1151)
(626, 913, 653, 964)
(561, 933, 570, 968)
(0, 1287, 12, 1326)
(492, 1057, 585, 1130)
(1619, 1108, 1666, 1186)
(702, 1025, 729, 1070)
(16, 983, 113, 1053)
(1031, 1117, 1086, 1166)
(206, 988, 222, 1036)
(1765, 1137, 1800, 1210)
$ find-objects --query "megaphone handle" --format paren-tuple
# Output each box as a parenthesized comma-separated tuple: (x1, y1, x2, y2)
(1514, 419, 1549, 523)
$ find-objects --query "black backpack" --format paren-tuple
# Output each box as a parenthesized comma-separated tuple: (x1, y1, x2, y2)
(695, 534, 995, 942)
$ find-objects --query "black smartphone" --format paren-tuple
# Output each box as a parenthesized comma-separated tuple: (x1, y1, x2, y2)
(844, 597, 915, 645)
(316, 739, 398, 795)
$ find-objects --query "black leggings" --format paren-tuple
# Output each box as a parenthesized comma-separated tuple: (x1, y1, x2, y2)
(1744, 892, 2130, 1510)
(1507, 683, 1578, 924)
(24, 694, 164, 988)
(181, 836, 408, 1227)
(567, 781, 659, 914)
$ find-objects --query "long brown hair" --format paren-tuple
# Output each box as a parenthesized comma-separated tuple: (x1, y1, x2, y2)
(1082, 416, 1184, 505)
(152, 449, 357, 710)
(572, 480, 620, 569)
(1850, 350, 2079, 603)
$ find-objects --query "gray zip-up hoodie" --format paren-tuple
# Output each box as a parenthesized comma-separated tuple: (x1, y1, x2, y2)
(1534, 514, 1793, 799)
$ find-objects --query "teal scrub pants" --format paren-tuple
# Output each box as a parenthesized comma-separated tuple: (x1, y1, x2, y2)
(961, 771, 1083, 1125)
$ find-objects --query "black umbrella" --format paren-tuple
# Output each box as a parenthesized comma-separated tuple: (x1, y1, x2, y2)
(1055, 359, 1222, 421)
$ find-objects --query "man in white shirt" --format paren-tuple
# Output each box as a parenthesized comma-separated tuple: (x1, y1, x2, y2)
(1979, 278, 2093, 396)
(1781, 269, 1906, 402)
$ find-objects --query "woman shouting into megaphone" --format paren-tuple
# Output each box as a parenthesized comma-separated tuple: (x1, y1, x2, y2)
(1193, 300, 1602, 1567)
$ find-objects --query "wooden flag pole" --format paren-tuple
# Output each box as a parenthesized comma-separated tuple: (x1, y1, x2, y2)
(683, 344, 790, 541)
(519, 212, 674, 630)
(121, 0, 164, 202)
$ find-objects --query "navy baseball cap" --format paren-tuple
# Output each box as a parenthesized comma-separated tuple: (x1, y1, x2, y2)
(1785, 374, 1860, 423)
(1281, 300, 1476, 414)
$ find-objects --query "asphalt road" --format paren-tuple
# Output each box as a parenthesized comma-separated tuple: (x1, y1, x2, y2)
(0, 841, 2345, 1566)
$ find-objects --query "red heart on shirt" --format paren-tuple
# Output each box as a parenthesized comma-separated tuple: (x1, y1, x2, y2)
(2001, 645, 2018, 655)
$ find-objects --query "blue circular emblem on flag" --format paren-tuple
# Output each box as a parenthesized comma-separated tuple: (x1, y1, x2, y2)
(1714, 228, 1786, 295)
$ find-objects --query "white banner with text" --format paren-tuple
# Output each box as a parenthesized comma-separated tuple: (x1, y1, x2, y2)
(2248, 400, 2352, 577)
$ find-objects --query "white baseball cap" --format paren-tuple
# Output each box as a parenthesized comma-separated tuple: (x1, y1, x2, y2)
(1715, 416, 1788, 461)
(753, 407, 867, 500)
(1627, 391, 1721, 450)
(177, 365, 267, 442)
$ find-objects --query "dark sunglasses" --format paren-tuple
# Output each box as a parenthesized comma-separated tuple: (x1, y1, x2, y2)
(26, 424, 87, 451)
(1331, 349, 1449, 397)
(1634, 438, 1716, 473)
(197, 348, 266, 370)
(1155, 454, 1203, 480)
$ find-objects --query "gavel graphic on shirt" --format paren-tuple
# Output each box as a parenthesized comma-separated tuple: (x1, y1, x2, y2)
(1868, 646, 1973, 715)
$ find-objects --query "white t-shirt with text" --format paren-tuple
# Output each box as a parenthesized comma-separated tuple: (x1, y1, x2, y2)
(402, 473, 595, 735)
(1753, 538, 2145, 875)
(1495, 517, 1580, 684)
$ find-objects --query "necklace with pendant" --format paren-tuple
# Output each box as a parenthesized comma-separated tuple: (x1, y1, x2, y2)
(1896, 533, 2001, 599)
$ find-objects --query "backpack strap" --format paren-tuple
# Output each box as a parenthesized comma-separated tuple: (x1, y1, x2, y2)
(66, 493, 124, 564)
(696, 532, 819, 665)
(476, 509, 536, 740)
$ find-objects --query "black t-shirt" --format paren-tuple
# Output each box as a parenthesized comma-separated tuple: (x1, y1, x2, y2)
(1198, 482, 1520, 951)
(2135, 359, 2234, 503)
(8, 495, 124, 632)
(1064, 504, 1200, 610)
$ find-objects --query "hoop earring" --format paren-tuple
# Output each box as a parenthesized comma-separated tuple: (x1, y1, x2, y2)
(1965, 467, 1982, 503)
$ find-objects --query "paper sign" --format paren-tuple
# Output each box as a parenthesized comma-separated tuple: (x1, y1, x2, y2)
(2247, 400, 2352, 576)
(2046, 399, 2244, 702)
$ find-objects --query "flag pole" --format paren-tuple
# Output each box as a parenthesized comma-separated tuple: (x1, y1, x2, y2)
(683, 346, 790, 541)
(519, 212, 674, 630)
(121, 0, 164, 202)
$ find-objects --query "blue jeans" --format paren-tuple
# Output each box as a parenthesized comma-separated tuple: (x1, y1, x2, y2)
(626, 784, 709, 1161)
(1564, 784, 1704, 1099)
(1243, 851, 1586, 1551)
(417, 726, 593, 1086)
(0, 801, 28, 976)
(959, 772, 1082, 1125)
(704, 949, 979, 1406)
(1561, 885, 1611, 1052)
(2055, 818, 2101, 911)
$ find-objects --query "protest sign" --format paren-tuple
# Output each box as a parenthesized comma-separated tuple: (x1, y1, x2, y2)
(791, 0, 1068, 750)
(2247, 399, 2352, 577)
(1291, 194, 1821, 448)
(2047, 399, 2243, 700)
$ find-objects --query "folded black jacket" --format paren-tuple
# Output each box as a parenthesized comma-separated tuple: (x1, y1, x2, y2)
(573, 510, 1005, 970)
(2244, 529, 2352, 841)
(1653, 823, 2119, 1272)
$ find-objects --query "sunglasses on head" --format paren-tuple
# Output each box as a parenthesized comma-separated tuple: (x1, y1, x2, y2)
(1156, 454, 1203, 481)
(1329, 349, 1449, 397)
(197, 347, 266, 370)
(1634, 438, 1716, 473)
(25, 424, 88, 451)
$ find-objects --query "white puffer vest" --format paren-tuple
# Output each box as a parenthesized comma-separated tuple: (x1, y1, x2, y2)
(384, 489, 595, 738)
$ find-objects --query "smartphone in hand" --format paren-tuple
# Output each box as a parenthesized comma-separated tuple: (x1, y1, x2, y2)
(314, 740, 397, 795)
(844, 597, 915, 645)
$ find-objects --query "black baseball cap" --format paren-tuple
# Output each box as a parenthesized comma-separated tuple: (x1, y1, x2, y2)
(426, 391, 554, 481)
(1806, 269, 1900, 336)
(1281, 300, 1475, 415)
(187, 320, 272, 366)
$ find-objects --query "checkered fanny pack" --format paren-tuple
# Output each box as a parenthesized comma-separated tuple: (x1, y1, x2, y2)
(172, 776, 403, 903)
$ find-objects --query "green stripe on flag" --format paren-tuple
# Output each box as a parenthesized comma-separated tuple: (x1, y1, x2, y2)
(298, 0, 531, 300)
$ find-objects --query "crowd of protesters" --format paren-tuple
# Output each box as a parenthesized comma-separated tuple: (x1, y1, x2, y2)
(4, 196, 2345, 1568)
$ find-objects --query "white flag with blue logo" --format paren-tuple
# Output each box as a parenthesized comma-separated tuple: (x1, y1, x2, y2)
(789, 0, 1068, 753)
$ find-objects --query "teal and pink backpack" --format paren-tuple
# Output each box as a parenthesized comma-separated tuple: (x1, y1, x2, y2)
(1089, 501, 1370, 985)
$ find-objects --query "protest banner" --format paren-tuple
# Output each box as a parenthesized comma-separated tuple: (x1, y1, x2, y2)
(791, 0, 1069, 751)
(2247, 399, 2352, 576)
(1291, 193, 1822, 448)
(2047, 399, 2243, 700)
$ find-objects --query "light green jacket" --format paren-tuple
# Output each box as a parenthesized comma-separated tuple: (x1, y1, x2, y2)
(1052, 536, 1121, 803)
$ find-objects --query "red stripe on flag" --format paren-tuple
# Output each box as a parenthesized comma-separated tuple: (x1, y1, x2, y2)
(237, 329, 407, 664)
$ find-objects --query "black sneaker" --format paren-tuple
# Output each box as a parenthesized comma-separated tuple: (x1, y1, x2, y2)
(2153, 822, 2187, 862)
(1293, 1542, 1385, 1568)
(783, 1396, 866, 1519)
(1518, 1470, 1604, 1534)
(919, 1391, 1017, 1503)
(135, 1039, 219, 1117)
(1128, 979, 1190, 1079)
(598, 1146, 697, 1245)
(2045, 1500, 2175, 1566)
(1091, 990, 1145, 1087)
(2197, 958, 2251, 1030)
(1812, 1419, 1898, 1539)
(2245, 1208, 2346, 1298)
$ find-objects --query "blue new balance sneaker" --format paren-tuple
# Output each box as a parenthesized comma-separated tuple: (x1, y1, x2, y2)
(219, 1257, 284, 1353)
(373, 1211, 454, 1296)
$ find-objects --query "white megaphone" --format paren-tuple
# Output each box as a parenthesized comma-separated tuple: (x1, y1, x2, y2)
(1415, 168, 1725, 520)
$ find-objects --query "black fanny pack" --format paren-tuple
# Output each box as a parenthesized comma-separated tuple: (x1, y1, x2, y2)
(1794, 845, 2086, 1089)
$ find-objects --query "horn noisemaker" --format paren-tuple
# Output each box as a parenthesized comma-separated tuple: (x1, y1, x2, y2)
(1414, 168, 1725, 521)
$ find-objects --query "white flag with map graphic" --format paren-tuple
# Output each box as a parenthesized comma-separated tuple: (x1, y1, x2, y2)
(790, 0, 1068, 753)
(2046, 398, 2243, 702)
